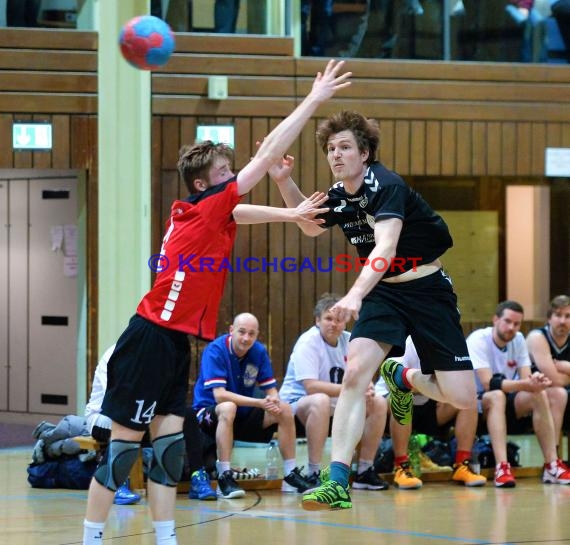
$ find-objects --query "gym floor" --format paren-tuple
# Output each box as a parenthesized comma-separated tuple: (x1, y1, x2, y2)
(1, 436, 569, 545)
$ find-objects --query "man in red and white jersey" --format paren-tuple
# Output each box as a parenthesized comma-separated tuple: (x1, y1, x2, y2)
(82, 60, 352, 545)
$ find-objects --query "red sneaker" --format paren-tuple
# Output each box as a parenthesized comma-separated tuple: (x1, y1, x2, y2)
(494, 461, 516, 488)
(543, 459, 570, 485)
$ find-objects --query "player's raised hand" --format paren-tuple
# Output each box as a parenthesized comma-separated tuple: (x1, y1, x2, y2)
(309, 59, 352, 103)
(268, 153, 295, 184)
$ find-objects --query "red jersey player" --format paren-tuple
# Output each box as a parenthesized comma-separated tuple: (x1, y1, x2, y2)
(82, 60, 352, 545)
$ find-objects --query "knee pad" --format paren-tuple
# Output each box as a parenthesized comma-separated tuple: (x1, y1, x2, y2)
(148, 432, 185, 487)
(93, 439, 140, 492)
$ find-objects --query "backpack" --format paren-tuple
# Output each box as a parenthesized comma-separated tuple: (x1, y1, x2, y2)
(473, 435, 520, 468)
(27, 455, 97, 489)
(373, 437, 394, 473)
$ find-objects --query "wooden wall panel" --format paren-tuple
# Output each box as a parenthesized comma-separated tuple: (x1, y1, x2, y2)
(530, 123, 547, 175)
(515, 122, 532, 176)
(441, 121, 457, 176)
(426, 121, 441, 175)
(456, 121, 472, 175)
(501, 122, 517, 175)
(410, 121, 426, 175)
(472, 122, 487, 176)
(394, 120, 410, 175)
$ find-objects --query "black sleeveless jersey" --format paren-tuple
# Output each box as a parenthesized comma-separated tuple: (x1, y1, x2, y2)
(534, 326, 570, 362)
(318, 161, 453, 278)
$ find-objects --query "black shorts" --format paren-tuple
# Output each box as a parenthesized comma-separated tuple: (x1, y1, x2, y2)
(505, 393, 533, 434)
(101, 314, 190, 431)
(294, 415, 333, 438)
(197, 406, 277, 443)
(350, 269, 472, 373)
(477, 392, 533, 434)
(412, 400, 442, 437)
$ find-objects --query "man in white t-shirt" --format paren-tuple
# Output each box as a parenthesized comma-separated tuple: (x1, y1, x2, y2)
(280, 293, 389, 490)
(467, 300, 570, 488)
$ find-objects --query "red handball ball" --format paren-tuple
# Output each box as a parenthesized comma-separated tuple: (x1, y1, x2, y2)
(119, 15, 175, 70)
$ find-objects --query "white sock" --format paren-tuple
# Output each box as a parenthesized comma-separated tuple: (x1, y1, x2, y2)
(83, 520, 105, 544)
(216, 460, 231, 475)
(153, 520, 177, 545)
(358, 460, 373, 475)
(283, 459, 296, 476)
(308, 463, 320, 476)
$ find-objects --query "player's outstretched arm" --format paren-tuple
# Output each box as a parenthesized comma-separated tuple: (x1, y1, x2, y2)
(267, 154, 325, 237)
(232, 192, 328, 225)
(236, 60, 351, 196)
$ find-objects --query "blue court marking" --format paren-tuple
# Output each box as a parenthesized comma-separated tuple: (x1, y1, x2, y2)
(173, 503, 491, 544)
(241, 514, 492, 544)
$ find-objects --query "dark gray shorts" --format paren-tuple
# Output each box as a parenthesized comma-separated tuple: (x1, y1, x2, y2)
(197, 406, 277, 443)
(350, 269, 473, 373)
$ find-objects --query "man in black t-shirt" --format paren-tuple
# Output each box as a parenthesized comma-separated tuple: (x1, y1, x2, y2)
(271, 110, 477, 510)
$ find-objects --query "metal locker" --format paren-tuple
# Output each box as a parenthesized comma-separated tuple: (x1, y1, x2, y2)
(7, 178, 29, 413)
(28, 177, 78, 414)
(0, 180, 8, 411)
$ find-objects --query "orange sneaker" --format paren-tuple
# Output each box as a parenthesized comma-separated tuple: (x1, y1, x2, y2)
(452, 460, 486, 487)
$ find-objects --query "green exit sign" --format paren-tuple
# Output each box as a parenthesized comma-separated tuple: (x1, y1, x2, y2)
(13, 123, 52, 150)
(196, 125, 234, 148)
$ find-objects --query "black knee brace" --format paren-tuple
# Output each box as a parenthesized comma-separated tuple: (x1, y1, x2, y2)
(148, 432, 185, 487)
(93, 439, 140, 492)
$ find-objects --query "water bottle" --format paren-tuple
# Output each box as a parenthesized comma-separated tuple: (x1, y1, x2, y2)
(470, 440, 481, 475)
(265, 439, 280, 480)
(408, 434, 422, 477)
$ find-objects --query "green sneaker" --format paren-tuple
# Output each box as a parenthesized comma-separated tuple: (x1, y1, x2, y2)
(381, 358, 413, 425)
(302, 480, 352, 511)
(319, 465, 330, 484)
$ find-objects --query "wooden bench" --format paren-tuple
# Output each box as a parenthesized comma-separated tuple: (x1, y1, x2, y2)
(72, 436, 146, 492)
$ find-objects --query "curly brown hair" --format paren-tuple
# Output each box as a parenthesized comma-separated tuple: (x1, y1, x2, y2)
(315, 111, 380, 166)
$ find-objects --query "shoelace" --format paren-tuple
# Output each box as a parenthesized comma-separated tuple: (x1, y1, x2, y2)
(398, 466, 416, 478)
(308, 482, 348, 501)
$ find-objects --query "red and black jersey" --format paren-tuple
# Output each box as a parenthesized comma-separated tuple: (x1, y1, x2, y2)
(137, 178, 241, 340)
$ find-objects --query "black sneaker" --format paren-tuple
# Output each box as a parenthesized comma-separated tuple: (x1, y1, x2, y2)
(306, 471, 321, 488)
(217, 470, 246, 499)
(352, 467, 390, 490)
(281, 466, 313, 493)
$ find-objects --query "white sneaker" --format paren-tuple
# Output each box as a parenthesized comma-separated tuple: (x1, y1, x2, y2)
(543, 460, 570, 485)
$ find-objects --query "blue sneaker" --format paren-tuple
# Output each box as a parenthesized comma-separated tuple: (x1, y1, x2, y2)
(114, 482, 141, 505)
(189, 468, 217, 501)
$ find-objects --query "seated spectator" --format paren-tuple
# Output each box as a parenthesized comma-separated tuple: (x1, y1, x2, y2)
(301, 0, 333, 56)
(87, 344, 217, 502)
(214, 0, 240, 33)
(506, 0, 534, 24)
(550, 0, 570, 60)
(526, 295, 570, 387)
(404, 0, 465, 16)
(526, 294, 570, 431)
(376, 336, 486, 489)
(279, 293, 389, 490)
(193, 312, 313, 498)
(467, 300, 570, 488)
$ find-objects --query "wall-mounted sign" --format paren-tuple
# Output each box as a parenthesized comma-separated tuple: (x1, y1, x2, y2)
(196, 125, 234, 148)
(545, 147, 570, 177)
(13, 123, 53, 150)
